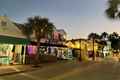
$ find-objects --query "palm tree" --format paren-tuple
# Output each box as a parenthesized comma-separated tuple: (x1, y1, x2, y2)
(88, 33, 100, 40)
(100, 32, 109, 40)
(88, 33, 100, 60)
(109, 32, 119, 52)
(26, 16, 55, 66)
(99, 32, 109, 56)
(106, 0, 120, 19)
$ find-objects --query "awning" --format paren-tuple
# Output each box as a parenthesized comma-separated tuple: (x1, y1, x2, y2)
(0, 35, 30, 44)
(30, 41, 67, 47)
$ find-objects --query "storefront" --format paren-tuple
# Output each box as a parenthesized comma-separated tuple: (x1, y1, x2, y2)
(30, 41, 73, 60)
(0, 35, 29, 65)
(0, 16, 30, 65)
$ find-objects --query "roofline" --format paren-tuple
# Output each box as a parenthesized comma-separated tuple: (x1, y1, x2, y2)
(67, 38, 88, 42)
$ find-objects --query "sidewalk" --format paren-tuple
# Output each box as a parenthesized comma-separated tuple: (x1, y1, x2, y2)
(95, 57, 104, 62)
(94, 56, 119, 62)
(0, 64, 42, 76)
(104, 55, 119, 62)
(0, 60, 68, 76)
(87, 57, 104, 62)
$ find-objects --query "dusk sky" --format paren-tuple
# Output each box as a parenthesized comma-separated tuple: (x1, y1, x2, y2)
(0, 0, 120, 39)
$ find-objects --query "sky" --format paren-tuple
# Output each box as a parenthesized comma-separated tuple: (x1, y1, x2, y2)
(1, 0, 120, 39)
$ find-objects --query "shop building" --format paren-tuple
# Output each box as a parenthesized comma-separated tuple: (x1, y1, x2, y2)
(28, 28, 72, 61)
(66, 38, 100, 61)
(0, 16, 29, 65)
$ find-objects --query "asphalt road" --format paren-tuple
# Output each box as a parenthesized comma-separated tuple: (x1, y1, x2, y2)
(0, 60, 120, 80)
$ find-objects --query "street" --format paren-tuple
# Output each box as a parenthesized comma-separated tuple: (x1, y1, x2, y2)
(0, 59, 120, 80)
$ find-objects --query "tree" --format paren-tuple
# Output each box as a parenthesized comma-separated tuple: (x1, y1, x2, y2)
(106, 0, 120, 19)
(26, 16, 55, 66)
(109, 32, 119, 39)
(88, 33, 100, 40)
(109, 32, 119, 52)
(88, 33, 100, 60)
(100, 32, 109, 40)
(99, 32, 109, 56)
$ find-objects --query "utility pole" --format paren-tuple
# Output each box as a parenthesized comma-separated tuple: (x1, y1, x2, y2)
(93, 39, 95, 61)
(79, 39, 82, 61)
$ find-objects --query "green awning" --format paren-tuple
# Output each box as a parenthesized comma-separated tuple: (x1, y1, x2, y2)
(0, 35, 30, 44)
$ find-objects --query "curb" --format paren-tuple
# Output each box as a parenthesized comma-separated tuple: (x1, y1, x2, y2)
(0, 66, 42, 76)
(0, 61, 70, 76)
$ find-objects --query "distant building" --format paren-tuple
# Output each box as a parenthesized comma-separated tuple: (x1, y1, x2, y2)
(56, 29, 67, 41)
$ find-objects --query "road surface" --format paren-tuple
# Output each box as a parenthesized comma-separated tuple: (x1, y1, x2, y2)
(0, 60, 120, 80)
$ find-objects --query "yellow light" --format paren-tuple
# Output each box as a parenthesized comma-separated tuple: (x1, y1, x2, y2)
(65, 41, 75, 48)
(75, 41, 80, 48)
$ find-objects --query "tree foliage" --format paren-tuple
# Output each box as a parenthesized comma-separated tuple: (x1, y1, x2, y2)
(88, 32, 120, 51)
(106, 0, 120, 19)
(109, 32, 119, 51)
(27, 16, 55, 42)
(88, 33, 100, 40)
